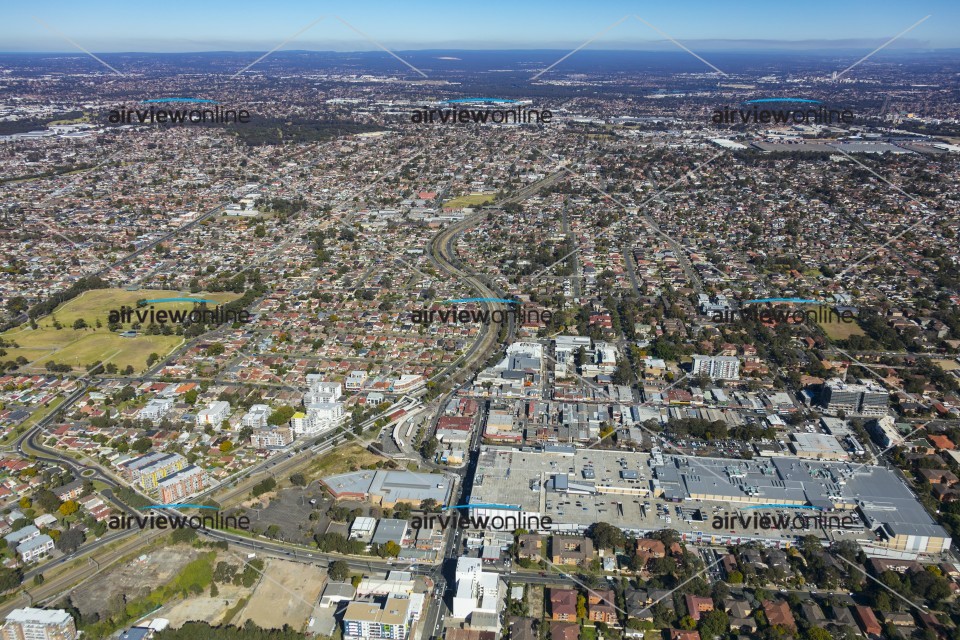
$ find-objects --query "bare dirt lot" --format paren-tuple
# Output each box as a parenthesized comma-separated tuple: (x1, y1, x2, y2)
(67, 545, 202, 621)
(237, 558, 328, 630)
(162, 582, 250, 628)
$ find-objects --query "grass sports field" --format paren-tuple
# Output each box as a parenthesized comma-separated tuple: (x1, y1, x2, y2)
(444, 193, 495, 208)
(818, 317, 866, 340)
(1, 288, 238, 373)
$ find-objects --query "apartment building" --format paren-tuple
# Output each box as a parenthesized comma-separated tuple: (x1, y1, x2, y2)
(345, 370, 368, 390)
(550, 535, 594, 566)
(157, 465, 204, 504)
(690, 355, 740, 380)
(241, 404, 271, 429)
(250, 426, 294, 449)
(304, 376, 342, 404)
(821, 378, 889, 417)
(17, 535, 54, 563)
(343, 597, 412, 640)
(1, 608, 76, 640)
(120, 452, 187, 490)
(195, 401, 231, 428)
(451, 557, 504, 620)
(300, 378, 345, 435)
(137, 398, 172, 422)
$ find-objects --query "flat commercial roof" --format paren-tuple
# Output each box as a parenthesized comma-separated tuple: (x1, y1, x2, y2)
(789, 433, 849, 459)
(323, 470, 452, 504)
(372, 518, 408, 545)
(467, 446, 948, 545)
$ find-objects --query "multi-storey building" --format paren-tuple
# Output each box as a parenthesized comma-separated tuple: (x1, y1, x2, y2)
(1, 608, 77, 640)
(451, 557, 504, 621)
(822, 379, 889, 417)
(195, 401, 231, 428)
(342, 597, 412, 640)
(250, 426, 294, 449)
(300, 378, 345, 435)
(304, 376, 342, 404)
(16, 535, 54, 563)
(345, 370, 368, 390)
(241, 404, 271, 429)
(120, 452, 187, 490)
(157, 465, 204, 504)
(137, 398, 172, 422)
(690, 355, 740, 380)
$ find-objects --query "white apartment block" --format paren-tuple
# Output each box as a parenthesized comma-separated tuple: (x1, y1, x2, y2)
(304, 376, 342, 404)
(299, 378, 344, 435)
(299, 402, 345, 435)
(196, 400, 231, 428)
(1, 608, 77, 640)
(345, 370, 368, 390)
(250, 427, 294, 448)
(138, 398, 173, 421)
(451, 557, 504, 621)
(343, 597, 413, 640)
(241, 404, 271, 429)
(17, 535, 54, 563)
(691, 354, 741, 380)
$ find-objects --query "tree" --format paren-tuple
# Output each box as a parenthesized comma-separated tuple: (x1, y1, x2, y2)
(289, 473, 307, 487)
(329, 560, 350, 582)
(251, 478, 277, 497)
(184, 389, 199, 405)
(576, 593, 587, 619)
(0, 567, 21, 592)
(268, 406, 296, 426)
(383, 541, 401, 557)
(171, 527, 197, 544)
(33, 489, 61, 513)
(55, 527, 84, 553)
(205, 342, 225, 356)
(18, 496, 31, 509)
(698, 609, 728, 638)
(588, 522, 625, 550)
(219, 441, 234, 453)
(58, 500, 79, 517)
(210, 582, 219, 597)
(132, 437, 152, 453)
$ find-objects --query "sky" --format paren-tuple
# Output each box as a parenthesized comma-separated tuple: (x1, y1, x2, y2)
(3, 0, 958, 52)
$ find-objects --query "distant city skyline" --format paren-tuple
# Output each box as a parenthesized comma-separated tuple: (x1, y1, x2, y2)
(3, 0, 957, 53)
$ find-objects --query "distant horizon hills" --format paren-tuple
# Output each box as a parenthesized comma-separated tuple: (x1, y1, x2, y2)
(2, 48, 956, 77)
(2, 47, 956, 55)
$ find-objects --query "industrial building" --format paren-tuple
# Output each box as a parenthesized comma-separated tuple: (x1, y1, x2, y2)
(322, 470, 452, 508)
